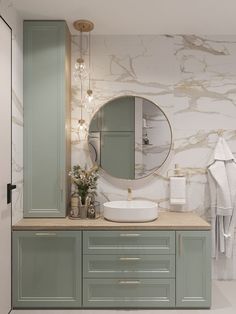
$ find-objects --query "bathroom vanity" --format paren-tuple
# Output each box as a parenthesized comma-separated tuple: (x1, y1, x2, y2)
(12, 212, 211, 309)
(18, 20, 211, 310)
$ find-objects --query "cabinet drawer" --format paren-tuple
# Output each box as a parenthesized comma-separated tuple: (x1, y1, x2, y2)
(83, 231, 175, 254)
(83, 254, 175, 278)
(83, 278, 175, 308)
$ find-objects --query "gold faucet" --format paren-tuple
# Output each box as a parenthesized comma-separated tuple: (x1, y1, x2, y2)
(127, 187, 132, 201)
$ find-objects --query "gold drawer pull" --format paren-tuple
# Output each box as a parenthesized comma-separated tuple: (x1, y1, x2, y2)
(119, 280, 141, 285)
(35, 232, 57, 236)
(119, 257, 141, 261)
(119, 233, 140, 237)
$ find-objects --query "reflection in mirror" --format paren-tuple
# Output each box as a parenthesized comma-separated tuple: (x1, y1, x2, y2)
(88, 96, 172, 180)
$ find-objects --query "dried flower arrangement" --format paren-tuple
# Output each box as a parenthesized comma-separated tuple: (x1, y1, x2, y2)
(69, 164, 99, 205)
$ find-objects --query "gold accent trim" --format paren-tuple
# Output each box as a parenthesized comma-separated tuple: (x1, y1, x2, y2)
(35, 232, 57, 236)
(76, 57, 84, 64)
(73, 20, 94, 32)
(119, 233, 140, 237)
(118, 280, 141, 285)
(119, 257, 141, 261)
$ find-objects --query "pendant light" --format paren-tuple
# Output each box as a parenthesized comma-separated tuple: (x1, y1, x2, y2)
(73, 19, 94, 140)
(85, 31, 95, 113)
(74, 28, 87, 80)
(77, 80, 88, 141)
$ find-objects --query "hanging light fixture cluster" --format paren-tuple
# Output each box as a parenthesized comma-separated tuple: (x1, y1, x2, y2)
(73, 19, 95, 140)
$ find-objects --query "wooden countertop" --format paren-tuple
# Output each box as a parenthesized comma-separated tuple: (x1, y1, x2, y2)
(12, 211, 211, 230)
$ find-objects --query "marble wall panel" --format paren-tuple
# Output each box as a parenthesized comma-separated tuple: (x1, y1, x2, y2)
(71, 34, 236, 224)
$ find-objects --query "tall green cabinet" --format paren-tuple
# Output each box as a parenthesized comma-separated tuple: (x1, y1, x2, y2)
(23, 21, 71, 217)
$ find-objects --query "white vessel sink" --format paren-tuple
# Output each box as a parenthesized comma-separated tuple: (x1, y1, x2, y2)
(103, 200, 158, 222)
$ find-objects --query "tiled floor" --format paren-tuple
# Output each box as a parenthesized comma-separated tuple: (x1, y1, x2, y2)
(11, 280, 236, 314)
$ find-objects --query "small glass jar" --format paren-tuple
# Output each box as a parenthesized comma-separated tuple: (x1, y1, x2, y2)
(79, 204, 87, 219)
(87, 201, 100, 219)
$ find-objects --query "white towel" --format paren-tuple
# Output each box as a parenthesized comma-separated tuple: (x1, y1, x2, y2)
(207, 137, 236, 258)
(170, 176, 186, 205)
(208, 137, 234, 165)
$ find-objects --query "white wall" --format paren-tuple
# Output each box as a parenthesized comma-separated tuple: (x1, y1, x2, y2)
(0, 0, 23, 224)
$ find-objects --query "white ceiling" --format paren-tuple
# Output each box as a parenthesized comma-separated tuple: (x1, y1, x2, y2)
(12, 0, 236, 35)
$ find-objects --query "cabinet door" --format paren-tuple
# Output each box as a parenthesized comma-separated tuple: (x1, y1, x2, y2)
(13, 231, 81, 308)
(176, 231, 211, 308)
(23, 21, 71, 217)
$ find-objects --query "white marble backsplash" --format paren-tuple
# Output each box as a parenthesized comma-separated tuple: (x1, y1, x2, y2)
(71, 34, 236, 223)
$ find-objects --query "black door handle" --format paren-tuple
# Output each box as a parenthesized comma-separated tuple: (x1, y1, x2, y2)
(7, 183, 16, 204)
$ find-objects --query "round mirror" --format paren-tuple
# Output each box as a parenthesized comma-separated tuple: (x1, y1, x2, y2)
(88, 96, 172, 180)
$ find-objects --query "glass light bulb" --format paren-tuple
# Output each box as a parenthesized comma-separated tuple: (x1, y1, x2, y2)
(85, 89, 95, 113)
(74, 58, 88, 80)
(77, 119, 88, 141)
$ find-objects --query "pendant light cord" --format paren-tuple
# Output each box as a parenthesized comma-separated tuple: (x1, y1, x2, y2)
(88, 31, 91, 90)
(80, 30, 82, 59)
(80, 79, 83, 120)
(79, 29, 83, 121)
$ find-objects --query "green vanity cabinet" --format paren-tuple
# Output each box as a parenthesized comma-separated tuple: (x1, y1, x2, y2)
(12, 228, 211, 309)
(23, 21, 71, 217)
(176, 230, 211, 308)
(13, 231, 82, 308)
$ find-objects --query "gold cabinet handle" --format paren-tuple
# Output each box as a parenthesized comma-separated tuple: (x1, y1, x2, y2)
(119, 257, 141, 261)
(35, 232, 57, 236)
(118, 280, 141, 285)
(119, 233, 140, 237)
